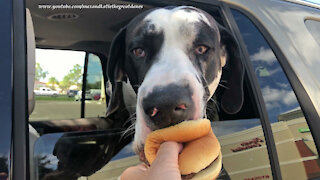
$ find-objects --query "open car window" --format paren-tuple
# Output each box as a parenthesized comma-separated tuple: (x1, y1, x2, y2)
(27, 2, 274, 180)
(30, 49, 85, 121)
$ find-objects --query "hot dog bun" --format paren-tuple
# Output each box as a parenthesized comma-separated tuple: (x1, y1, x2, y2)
(144, 119, 221, 179)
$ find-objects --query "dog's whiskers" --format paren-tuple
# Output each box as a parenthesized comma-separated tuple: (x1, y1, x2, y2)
(120, 122, 135, 140)
(209, 98, 220, 111)
(119, 112, 137, 140)
(123, 113, 137, 126)
(218, 83, 230, 90)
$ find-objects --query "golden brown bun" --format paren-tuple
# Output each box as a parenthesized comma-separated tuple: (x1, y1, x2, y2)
(144, 119, 221, 176)
(191, 151, 222, 180)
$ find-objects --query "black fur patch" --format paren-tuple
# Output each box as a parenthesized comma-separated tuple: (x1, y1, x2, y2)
(125, 20, 164, 92)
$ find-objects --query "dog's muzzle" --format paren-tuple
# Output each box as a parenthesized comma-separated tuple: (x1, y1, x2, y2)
(141, 84, 195, 130)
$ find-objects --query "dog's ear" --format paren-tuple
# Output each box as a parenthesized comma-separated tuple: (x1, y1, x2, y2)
(106, 27, 127, 117)
(219, 26, 244, 115)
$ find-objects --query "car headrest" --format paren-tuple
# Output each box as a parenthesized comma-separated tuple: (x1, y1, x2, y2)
(26, 8, 36, 115)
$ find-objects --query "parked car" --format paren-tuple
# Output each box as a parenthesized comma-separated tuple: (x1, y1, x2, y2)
(75, 89, 101, 101)
(34, 87, 59, 96)
(1, 0, 320, 180)
(67, 89, 79, 97)
(89, 89, 101, 100)
(74, 90, 91, 101)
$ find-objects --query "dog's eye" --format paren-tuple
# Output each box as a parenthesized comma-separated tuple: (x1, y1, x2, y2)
(132, 48, 146, 58)
(195, 45, 208, 55)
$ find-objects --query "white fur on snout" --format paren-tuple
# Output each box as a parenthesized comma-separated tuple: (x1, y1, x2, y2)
(133, 7, 212, 153)
(208, 70, 222, 99)
(133, 103, 151, 154)
(133, 50, 205, 152)
(133, 56, 205, 153)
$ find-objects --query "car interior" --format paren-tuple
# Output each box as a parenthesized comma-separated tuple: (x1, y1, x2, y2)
(26, 0, 263, 180)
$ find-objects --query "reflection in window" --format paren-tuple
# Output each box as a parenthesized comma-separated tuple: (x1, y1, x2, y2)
(232, 9, 320, 179)
(84, 54, 107, 118)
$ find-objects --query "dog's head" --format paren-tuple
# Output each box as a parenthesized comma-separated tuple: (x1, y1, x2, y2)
(106, 6, 244, 153)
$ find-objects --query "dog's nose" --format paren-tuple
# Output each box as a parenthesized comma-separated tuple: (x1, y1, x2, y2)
(142, 84, 195, 129)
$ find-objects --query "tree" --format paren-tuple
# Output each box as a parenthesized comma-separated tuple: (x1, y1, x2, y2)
(67, 64, 82, 87)
(59, 76, 71, 92)
(59, 64, 83, 91)
(47, 77, 59, 90)
(86, 80, 101, 90)
(35, 62, 48, 81)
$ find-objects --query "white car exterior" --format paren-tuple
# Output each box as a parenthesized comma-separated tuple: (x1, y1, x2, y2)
(34, 87, 59, 96)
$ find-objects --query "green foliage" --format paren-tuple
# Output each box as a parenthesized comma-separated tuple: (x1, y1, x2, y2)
(35, 63, 48, 81)
(86, 81, 101, 90)
(35, 95, 74, 101)
(59, 64, 83, 91)
(47, 77, 59, 90)
(67, 64, 82, 83)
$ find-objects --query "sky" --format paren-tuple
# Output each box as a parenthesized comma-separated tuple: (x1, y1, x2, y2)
(36, 49, 85, 82)
(303, 0, 320, 5)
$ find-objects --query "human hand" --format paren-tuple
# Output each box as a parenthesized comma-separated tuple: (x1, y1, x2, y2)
(120, 141, 183, 180)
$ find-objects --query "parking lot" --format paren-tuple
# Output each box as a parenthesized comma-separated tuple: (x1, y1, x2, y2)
(29, 100, 107, 121)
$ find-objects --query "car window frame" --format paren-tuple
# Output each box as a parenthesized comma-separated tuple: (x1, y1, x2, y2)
(32, 49, 107, 121)
(225, 0, 320, 157)
(12, 0, 29, 179)
(220, 1, 320, 179)
(217, 3, 282, 180)
(81, 53, 89, 118)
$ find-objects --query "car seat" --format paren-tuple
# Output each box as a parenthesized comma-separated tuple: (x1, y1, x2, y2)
(26, 8, 40, 180)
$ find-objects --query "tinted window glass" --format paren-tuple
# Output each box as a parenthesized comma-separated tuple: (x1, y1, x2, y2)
(84, 53, 106, 118)
(232, 9, 320, 180)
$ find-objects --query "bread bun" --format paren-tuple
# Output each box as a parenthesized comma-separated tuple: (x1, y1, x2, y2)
(191, 151, 222, 180)
(144, 119, 221, 177)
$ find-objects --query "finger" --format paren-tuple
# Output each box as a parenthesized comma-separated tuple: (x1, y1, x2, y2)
(147, 141, 182, 180)
(152, 141, 182, 168)
(120, 164, 148, 180)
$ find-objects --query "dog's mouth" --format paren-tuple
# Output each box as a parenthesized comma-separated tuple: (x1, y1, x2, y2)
(135, 113, 204, 155)
(134, 91, 206, 157)
(133, 73, 207, 158)
(138, 147, 148, 165)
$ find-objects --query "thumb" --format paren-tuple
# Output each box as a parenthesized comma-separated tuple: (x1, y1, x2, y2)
(145, 141, 183, 180)
(151, 141, 183, 168)
(121, 141, 183, 180)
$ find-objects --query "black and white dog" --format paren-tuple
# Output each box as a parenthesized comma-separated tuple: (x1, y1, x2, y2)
(106, 6, 244, 155)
